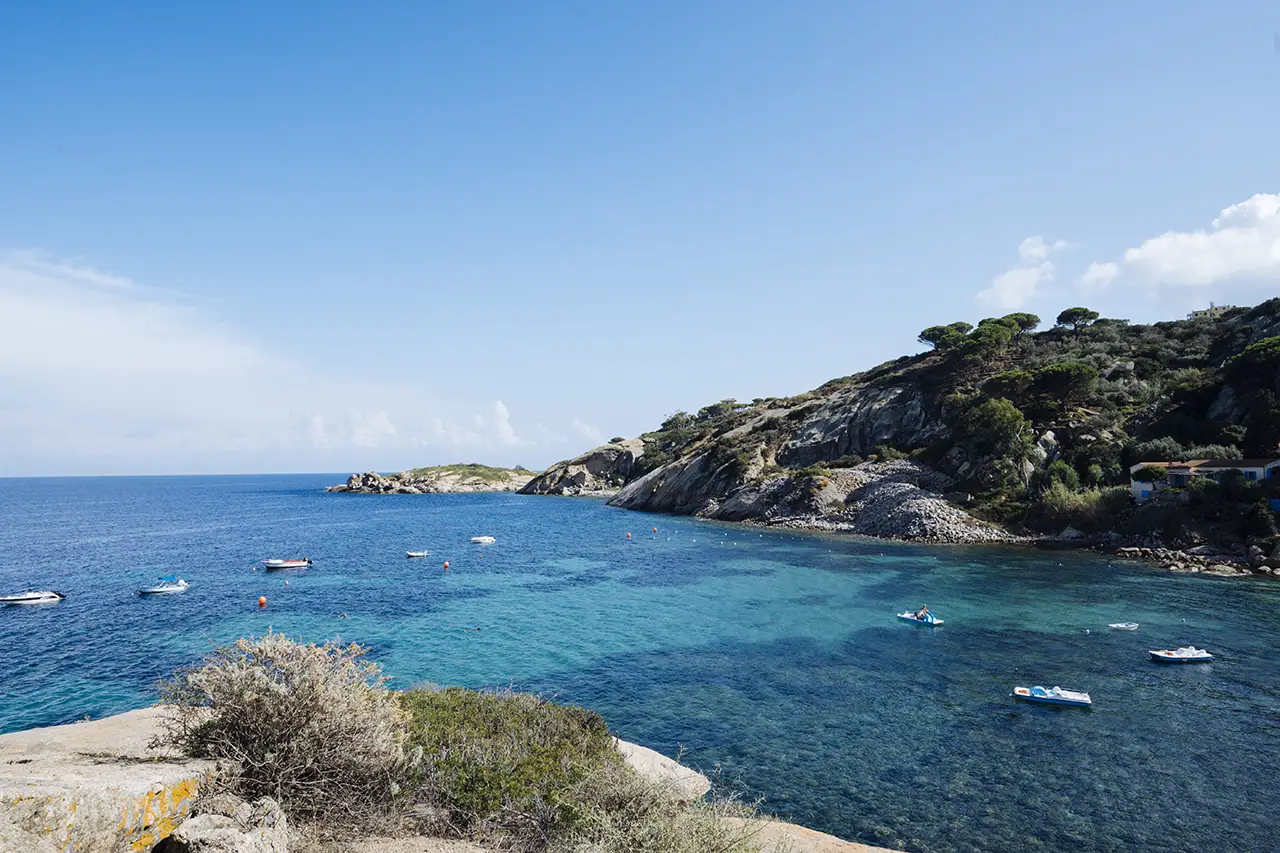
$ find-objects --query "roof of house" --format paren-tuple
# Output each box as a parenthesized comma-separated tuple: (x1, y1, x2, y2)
(1195, 459, 1280, 468)
(1130, 458, 1280, 475)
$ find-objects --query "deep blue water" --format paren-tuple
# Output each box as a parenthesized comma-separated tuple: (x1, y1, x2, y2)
(1, 475, 1278, 853)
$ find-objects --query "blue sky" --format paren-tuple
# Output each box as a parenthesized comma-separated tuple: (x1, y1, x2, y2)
(2, 2, 1279, 475)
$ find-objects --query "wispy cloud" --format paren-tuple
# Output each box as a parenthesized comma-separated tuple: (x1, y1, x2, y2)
(0, 251, 575, 474)
(1078, 193, 1280, 292)
(976, 236, 1068, 311)
(571, 418, 605, 445)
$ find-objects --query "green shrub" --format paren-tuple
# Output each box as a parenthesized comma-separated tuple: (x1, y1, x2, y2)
(1038, 484, 1131, 531)
(872, 444, 906, 461)
(827, 454, 864, 468)
(402, 687, 763, 852)
(402, 686, 617, 842)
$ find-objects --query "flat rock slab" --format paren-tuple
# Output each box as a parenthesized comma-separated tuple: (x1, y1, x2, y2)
(614, 738, 711, 800)
(724, 817, 898, 853)
(0, 707, 215, 853)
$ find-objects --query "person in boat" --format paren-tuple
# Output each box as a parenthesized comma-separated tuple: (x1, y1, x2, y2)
(915, 605, 930, 620)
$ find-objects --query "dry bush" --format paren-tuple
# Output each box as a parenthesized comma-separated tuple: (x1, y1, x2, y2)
(159, 632, 410, 833)
(552, 757, 769, 853)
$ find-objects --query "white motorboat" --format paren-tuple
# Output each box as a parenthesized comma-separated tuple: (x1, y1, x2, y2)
(263, 558, 312, 570)
(0, 590, 65, 606)
(139, 577, 189, 595)
(1149, 646, 1213, 663)
(470, 536, 496, 545)
(1108, 622, 1139, 631)
(897, 610, 943, 626)
(406, 551, 430, 558)
(1013, 685, 1092, 707)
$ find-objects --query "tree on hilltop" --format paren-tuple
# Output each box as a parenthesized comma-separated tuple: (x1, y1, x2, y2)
(1002, 312, 1041, 338)
(1056, 307, 1100, 338)
(918, 322, 973, 352)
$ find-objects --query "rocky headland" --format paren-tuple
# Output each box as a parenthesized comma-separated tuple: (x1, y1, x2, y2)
(518, 299, 1280, 572)
(328, 463, 536, 494)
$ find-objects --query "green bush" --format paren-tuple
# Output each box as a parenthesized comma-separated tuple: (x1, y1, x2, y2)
(402, 686, 617, 841)
(1037, 484, 1131, 531)
(872, 444, 906, 461)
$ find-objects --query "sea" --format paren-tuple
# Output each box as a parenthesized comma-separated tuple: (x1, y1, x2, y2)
(1, 474, 1277, 853)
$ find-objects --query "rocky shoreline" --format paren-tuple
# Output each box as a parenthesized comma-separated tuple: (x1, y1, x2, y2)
(328, 465, 535, 495)
(1111, 543, 1280, 577)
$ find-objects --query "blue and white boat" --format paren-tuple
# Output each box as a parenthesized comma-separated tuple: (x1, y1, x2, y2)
(897, 610, 943, 626)
(1148, 646, 1213, 663)
(139, 576, 189, 595)
(1013, 685, 1092, 707)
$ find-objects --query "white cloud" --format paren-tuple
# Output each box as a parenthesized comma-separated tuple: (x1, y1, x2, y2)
(492, 400, 529, 446)
(1079, 192, 1280, 291)
(1079, 261, 1119, 293)
(976, 236, 1068, 310)
(1018, 236, 1068, 264)
(571, 418, 605, 445)
(0, 250, 561, 474)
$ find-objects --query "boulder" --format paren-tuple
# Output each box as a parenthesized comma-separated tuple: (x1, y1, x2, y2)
(520, 438, 645, 496)
(1059, 526, 1087, 541)
(1267, 541, 1280, 569)
(0, 707, 215, 853)
(162, 796, 286, 853)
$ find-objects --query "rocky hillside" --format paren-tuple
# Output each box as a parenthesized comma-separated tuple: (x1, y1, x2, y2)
(328, 463, 536, 494)
(529, 299, 1280, 547)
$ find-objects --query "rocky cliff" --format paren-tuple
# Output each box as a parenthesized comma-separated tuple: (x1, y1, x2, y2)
(518, 438, 645, 496)
(328, 464, 536, 494)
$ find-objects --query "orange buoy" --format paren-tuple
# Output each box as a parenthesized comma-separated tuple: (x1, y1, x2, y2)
(443, 561, 450, 569)
(653, 527, 658, 533)
(626, 532, 632, 539)
(257, 596, 267, 608)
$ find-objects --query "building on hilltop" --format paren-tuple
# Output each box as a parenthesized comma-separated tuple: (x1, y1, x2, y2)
(1129, 458, 1280, 502)
(1187, 302, 1235, 321)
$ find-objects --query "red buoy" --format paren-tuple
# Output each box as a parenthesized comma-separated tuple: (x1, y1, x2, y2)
(626, 532, 632, 539)
(257, 596, 267, 608)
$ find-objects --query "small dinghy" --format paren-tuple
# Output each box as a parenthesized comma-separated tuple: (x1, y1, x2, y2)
(470, 536, 496, 545)
(1108, 622, 1139, 631)
(139, 577, 189, 595)
(897, 610, 943, 626)
(1013, 685, 1092, 707)
(0, 590, 65, 606)
(263, 558, 312, 570)
(406, 551, 430, 558)
(1149, 646, 1213, 663)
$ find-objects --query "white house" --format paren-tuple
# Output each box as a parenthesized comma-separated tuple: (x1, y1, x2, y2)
(1187, 303, 1235, 321)
(1129, 458, 1280, 502)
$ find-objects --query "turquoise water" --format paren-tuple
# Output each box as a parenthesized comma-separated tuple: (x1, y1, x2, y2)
(1, 475, 1277, 852)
